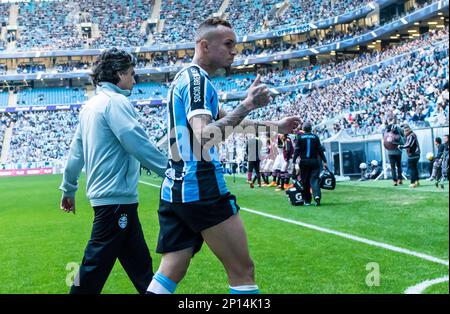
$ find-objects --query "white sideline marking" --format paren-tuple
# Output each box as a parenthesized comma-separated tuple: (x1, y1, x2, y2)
(404, 276, 449, 294)
(139, 180, 161, 188)
(342, 182, 449, 193)
(139, 180, 449, 267)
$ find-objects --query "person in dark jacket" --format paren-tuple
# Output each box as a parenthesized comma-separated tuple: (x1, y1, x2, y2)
(293, 122, 327, 206)
(438, 134, 449, 189)
(399, 124, 421, 188)
(383, 123, 405, 186)
(246, 135, 263, 188)
(427, 137, 444, 183)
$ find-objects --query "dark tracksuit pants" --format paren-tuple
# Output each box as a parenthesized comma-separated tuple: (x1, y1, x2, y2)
(388, 154, 402, 181)
(300, 159, 321, 203)
(248, 161, 261, 185)
(407, 156, 420, 184)
(70, 203, 153, 294)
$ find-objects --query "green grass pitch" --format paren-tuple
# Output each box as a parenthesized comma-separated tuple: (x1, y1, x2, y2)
(0, 174, 448, 294)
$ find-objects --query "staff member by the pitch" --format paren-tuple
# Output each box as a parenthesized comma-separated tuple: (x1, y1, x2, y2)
(59, 48, 167, 294)
(293, 121, 327, 206)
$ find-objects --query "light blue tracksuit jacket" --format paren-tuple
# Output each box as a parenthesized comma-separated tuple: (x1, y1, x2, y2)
(59, 82, 167, 206)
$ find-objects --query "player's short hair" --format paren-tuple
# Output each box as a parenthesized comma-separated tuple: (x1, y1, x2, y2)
(195, 18, 233, 42)
(302, 121, 312, 133)
(435, 137, 442, 144)
(91, 48, 137, 86)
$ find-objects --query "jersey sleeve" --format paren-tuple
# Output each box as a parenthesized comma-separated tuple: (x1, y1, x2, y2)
(180, 67, 216, 121)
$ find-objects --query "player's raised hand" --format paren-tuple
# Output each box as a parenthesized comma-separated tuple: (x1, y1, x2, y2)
(243, 74, 270, 110)
(60, 196, 76, 214)
(275, 116, 301, 134)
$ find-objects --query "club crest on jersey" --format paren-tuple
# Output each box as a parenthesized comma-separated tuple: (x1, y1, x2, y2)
(118, 214, 128, 229)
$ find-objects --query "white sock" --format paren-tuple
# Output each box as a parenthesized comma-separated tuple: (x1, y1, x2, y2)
(229, 284, 260, 294)
(146, 272, 177, 294)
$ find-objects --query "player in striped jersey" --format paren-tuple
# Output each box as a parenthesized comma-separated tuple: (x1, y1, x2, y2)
(147, 18, 300, 294)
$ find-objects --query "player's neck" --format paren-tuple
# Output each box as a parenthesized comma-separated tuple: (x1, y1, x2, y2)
(192, 57, 217, 76)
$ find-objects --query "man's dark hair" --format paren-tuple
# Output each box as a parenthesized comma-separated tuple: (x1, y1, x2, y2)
(91, 48, 137, 86)
(195, 18, 233, 42)
(435, 137, 442, 144)
(302, 121, 312, 133)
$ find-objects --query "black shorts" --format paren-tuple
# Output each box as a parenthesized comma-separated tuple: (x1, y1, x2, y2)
(156, 193, 240, 255)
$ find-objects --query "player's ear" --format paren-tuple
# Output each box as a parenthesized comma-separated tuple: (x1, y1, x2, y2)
(199, 39, 209, 52)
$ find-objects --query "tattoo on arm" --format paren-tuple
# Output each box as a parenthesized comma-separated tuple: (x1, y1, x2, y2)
(190, 104, 251, 146)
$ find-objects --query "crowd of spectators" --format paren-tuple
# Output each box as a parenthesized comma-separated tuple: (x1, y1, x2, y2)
(1, 27, 448, 165)
(4, 0, 443, 52)
(56, 62, 90, 73)
(15, 0, 152, 51)
(225, 0, 279, 36)
(242, 34, 448, 140)
(17, 63, 46, 74)
(224, 0, 371, 36)
(0, 0, 379, 50)
(89, 0, 153, 48)
(151, 0, 221, 44)
(214, 28, 449, 93)
(2, 104, 167, 163)
(0, 112, 16, 153)
(271, 0, 371, 30)
(135, 105, 167, 144)
(0, 2, 8, 51)
(0, 3, 10, 52)
(16, 0, 85, 51)
(7, 110, 80, 163)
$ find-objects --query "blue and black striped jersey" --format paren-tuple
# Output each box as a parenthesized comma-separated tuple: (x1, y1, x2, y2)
(161, 64, 228, 203)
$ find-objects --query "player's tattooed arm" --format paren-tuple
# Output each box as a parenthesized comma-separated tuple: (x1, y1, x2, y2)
(189, 74, 271, 145)
(189, 104, 252, 147)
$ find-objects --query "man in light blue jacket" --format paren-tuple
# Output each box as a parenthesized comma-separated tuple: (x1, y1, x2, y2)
(59, 48, 167, 294)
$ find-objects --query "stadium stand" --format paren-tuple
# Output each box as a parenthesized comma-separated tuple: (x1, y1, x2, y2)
(16, 0, 85, 50)
(16, 87, 88, 106)
(152, 0, 222, 44)
(130, 82, 170, 101)
(15, 0, 153, 50)
(17, 63, 46, 74)
(0, 0, 447, 166)
(245, 32, 449, 138)
(1, 27, 447, 163)
(7, 110, 80, 163)
(271, 0, 372, 29)
(223, 0, 372, 36)
(3, 104, 167, 163)
(0, 3, 10, 52)
(89, 0, 153, 48)
(224, 0, 280, 36)
(7, 0, 398, 49)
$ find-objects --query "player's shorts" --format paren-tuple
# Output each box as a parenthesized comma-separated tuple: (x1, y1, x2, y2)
(156, 193, 240, 255)
(272, 154, 286, 171)
(261, 159, 274, 173)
